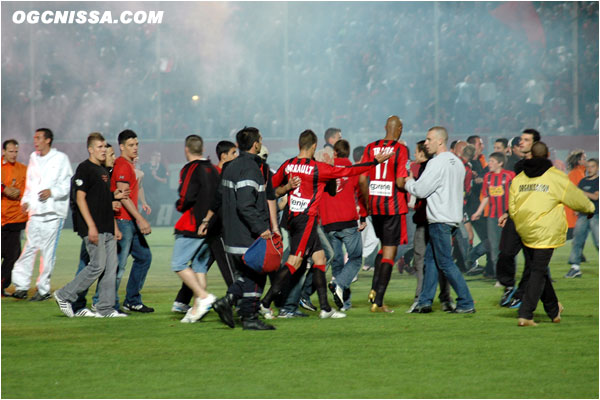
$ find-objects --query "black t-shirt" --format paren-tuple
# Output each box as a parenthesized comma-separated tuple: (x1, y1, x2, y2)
(72, 159, 115, 237)
(578, 176, 599, 215)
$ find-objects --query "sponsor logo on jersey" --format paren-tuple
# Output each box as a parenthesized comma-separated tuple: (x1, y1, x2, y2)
(369, 181, 393, 197)
(489, 185, 504, 197)
(289, 195, 310, 212)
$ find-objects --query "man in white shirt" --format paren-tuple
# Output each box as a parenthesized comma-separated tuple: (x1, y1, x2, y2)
(404, 126, 475, 314)
(12, 128, 73, 301)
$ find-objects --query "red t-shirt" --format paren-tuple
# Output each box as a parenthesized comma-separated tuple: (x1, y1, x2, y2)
(360, 140, 409, 215)
(481, 169, 515, 218)
(111, 157, 138, 220)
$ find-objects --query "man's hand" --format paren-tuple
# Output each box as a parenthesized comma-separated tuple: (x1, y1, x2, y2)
(21, 203, 29, 213)
(137, 218, 152, 235)
(198, 222, 208, 236)
(287, 176, 301, 191)
(471, 211, 481, 221)
(114, 188, 130, 200)
(88, 226, 99, 245)
(112, 201, 122, 212)
(38, 189, 51, 201)
(474, 177, 483, 185)
(498, 213, 508, 227)
(4, 185, 20, 200)
(358, 221, 367, 232)
(142, 204, 152, 215)
(114, 227, 122, 241)
(260, 229, 272, 240)
(374, 152, 394, 164)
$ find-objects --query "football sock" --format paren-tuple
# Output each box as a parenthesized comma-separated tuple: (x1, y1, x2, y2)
(371, 251, 383, 291)
(374, 259, 394, 306)
(261, 264, 292, 307)
(312, 267, 331, 312)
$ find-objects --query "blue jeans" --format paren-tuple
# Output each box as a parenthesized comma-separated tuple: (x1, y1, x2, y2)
(327, 226, 363, 309)
(569, 213, 599, 265)
(93, 219, 152, 308)
(419, 223, 474, 310)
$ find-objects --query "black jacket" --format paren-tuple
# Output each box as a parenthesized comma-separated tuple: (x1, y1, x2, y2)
(220, 151, 270, 254)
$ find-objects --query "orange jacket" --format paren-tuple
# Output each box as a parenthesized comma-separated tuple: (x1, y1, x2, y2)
(1, 157, 28, 226)
(565, 165, 586, 228)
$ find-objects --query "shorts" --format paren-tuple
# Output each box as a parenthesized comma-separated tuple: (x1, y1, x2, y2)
(371, 214, 407, 246)
(288, 214, 322, 258)
(171, 235, 211, 273)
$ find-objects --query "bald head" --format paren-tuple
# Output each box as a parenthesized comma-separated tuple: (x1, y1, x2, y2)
(531, 141, 549, 159)
(453, 140, 467, 157)
(385, 116, 403, 141)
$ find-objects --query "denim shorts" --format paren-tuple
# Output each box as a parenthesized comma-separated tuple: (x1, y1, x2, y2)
(171, 235, 211, 273)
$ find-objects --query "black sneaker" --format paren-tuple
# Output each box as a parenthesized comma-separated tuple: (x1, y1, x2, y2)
(122, 303, 154, 313)
(299, 298, 317, 312)
(29, 291, 51, 301)
(1, 289, 10, 298)
(507, 297, 521, 309)
(328, 282, 344, 309)
(466, 264, 484, 276)
(564, 267, 582, 279)
(213, 296, 235, 328)
(441, 301, 456, 312)
(500, 286, 516, 307)
(12, 290, 28, 299)
(451, 307, 476, 314)
(411, 304, 432, 314)
(242, 316, 276, 330)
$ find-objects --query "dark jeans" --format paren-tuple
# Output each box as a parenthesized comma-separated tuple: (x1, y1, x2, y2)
(226, 253, 267, 318)
(1, 223, 24, 290)
(518, 246, 559, 320)
(470, 217, 492, 271)
(174, 235, 237, 305)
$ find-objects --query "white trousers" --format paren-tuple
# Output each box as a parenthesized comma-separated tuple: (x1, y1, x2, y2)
(12, 217, 64, 294)
(361, 216, 379, 257)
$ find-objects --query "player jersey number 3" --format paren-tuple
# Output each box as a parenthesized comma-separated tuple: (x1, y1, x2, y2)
(369, 160, 392, 197)
(289, 186, 310, 212)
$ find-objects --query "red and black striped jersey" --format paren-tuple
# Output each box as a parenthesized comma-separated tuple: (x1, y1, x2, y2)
(360, 140, 409, 215)
(272, 157, 376, 220)
(481, 169, 515, 218)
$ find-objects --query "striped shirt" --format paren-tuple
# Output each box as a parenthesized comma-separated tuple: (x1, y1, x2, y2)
(360, 140, 409, 215)
(481, 169, 515, 218)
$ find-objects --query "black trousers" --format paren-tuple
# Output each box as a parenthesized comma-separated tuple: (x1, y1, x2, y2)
(174, 235, 237, 305)
(226, 253, 267, 318)
(496, 217, 522, 287)
(518, 246, 559, 320)
(1, 223, 24, 290)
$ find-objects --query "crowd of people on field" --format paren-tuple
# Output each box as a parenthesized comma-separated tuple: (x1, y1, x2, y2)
(1, 121, 597, 328)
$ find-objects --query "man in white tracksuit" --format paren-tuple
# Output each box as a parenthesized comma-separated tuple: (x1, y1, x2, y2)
(404, 126, 475, 314)
(11, 128, 73, 301)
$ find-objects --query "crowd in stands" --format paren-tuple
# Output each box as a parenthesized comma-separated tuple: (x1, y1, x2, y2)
(2, 2, 598, 142)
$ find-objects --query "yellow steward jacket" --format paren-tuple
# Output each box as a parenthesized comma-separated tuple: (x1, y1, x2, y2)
(509, 160, 595, 249)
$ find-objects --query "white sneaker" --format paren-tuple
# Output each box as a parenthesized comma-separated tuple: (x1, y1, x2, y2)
(319, 309, 346, 319)
(96, 310, 128, 318)
(171, 301, 191, 314)
(259, 303, 276, 320)
(406, 301, 418, 314)
(494, 281, 503, 288)
(181, 294, 216, 323)
(53, 292, 74, 318)
(74, 308, 96, 317)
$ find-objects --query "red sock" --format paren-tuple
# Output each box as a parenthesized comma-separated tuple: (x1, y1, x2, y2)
(313, 264, 326, 272)
(381, 258, 394, 266)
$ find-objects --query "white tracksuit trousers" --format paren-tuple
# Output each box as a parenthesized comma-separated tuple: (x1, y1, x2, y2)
(11, 216, 64, 295)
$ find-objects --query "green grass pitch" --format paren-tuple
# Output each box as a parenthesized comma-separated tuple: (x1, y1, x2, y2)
(2, 227, 598, 398)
